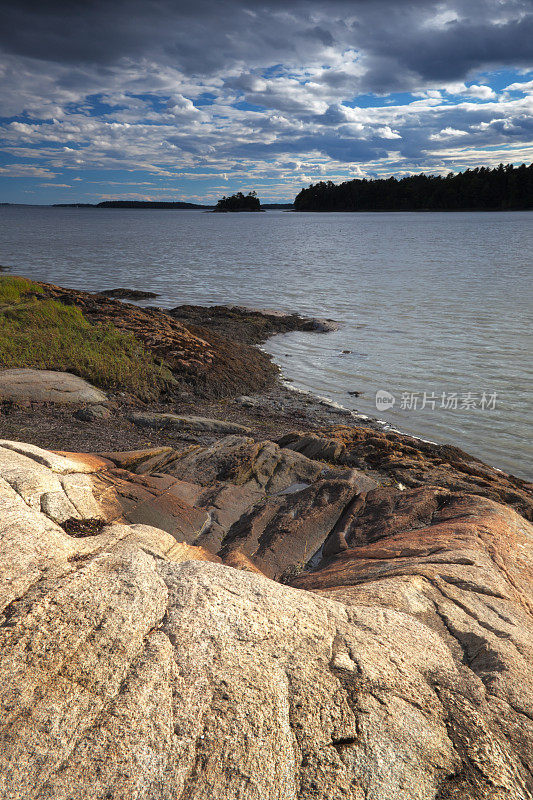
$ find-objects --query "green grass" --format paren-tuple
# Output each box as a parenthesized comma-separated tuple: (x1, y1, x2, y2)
(0, 275, 44, 304)
(0, 276, 173, 400)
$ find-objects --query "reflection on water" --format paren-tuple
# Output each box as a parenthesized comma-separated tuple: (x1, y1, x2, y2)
(1, 206, 531, 479)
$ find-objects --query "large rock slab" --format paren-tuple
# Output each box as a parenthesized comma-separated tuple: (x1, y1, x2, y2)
(99, 437, 377, 561)
(0, 440, 532, 798)
(0, 441, 211, 543)
(0, 368, 107, 404)
(123, 488, 210, 540)
(220, 476, 362, 579)
(0, 442, 105, 523)
(292, 486, 533, 793)
(164, 434, 353, 493)
(1, 544, 532, 798)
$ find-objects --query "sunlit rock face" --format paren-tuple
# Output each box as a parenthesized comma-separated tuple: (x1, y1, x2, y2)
(0, 438, 532, 800)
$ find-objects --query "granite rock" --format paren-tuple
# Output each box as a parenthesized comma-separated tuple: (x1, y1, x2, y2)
(0, 369, 107, 405)
(163, 434, 344, 493)
(0, 439, 532, 799)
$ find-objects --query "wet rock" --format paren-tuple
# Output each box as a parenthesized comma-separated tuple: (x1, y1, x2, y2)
(0, 369, 107, 405)
(74, 404, 112, 422)
(128, 411, 251, 434)
(98, 288, 159, 300)
(279, 428, 533, 521)
(307, 317, 339, 333)
(169, 303, 339, 344)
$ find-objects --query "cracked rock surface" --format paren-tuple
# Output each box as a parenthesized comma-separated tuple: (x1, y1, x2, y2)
(0, 438, 532, 799)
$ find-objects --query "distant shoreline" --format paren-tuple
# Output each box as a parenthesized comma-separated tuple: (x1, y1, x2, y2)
(50, 201, 294, 210)
(1, 203, 531, 212)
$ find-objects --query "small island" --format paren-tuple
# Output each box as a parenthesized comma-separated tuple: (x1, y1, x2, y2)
(213, 191, 264, 212)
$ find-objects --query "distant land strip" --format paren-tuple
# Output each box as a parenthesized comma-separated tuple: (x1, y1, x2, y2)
(54, 201, 212, 209)
(52, 201, 294, 210)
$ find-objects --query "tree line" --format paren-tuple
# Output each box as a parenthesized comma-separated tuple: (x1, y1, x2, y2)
(293, 163, 533, 211)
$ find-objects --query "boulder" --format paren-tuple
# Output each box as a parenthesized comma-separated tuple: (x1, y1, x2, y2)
(128, 411, 251, 434)
(74, 404, 112, 421)
(0, 368, 107, 405)
(163, 434, 346, 493)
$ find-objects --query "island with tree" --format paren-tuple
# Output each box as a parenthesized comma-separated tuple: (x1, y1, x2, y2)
(213, 191, 263, 212)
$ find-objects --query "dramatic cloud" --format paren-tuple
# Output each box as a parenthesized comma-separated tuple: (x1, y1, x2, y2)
(0, 0, 532, 202)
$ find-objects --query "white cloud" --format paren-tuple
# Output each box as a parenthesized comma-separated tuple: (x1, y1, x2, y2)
(504, 79, 533, 94)
(446, 83, 497, 100)
(430, 127, 470, 140)
(376, 126, 402, 139)
(0, 164, 58, 178)
(462, 84, 497, 99)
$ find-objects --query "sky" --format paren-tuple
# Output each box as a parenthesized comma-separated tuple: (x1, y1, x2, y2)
(0, 0, 532, 204)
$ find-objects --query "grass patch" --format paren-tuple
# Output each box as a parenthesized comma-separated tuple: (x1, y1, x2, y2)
(0, 275, 44, 304)
(0, 276, 173, 400)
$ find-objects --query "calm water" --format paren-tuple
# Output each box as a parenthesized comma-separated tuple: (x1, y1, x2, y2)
(1, 205, 531, 480)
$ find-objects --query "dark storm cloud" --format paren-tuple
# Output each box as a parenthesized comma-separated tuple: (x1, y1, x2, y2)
(372, 12, 533, 83)
(1, 0, 531, 86)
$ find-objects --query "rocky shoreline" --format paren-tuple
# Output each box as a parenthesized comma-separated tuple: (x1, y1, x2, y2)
(1, 279, 530, 518)
(0, 279, 532, 798)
